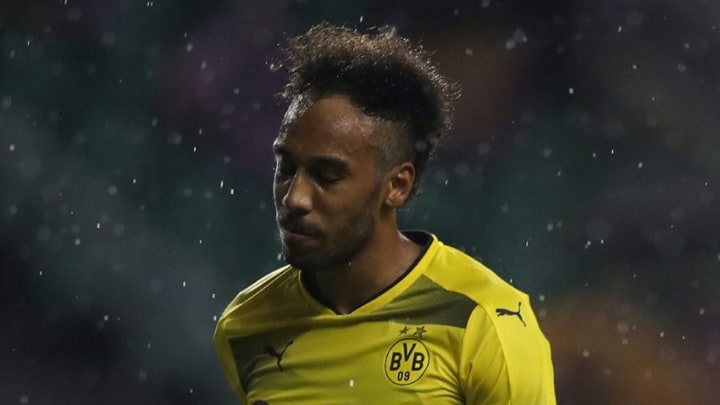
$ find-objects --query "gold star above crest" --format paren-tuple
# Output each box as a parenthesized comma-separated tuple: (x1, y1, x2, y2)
(413, 326, 427, 338)
(399, 326, 410, 335)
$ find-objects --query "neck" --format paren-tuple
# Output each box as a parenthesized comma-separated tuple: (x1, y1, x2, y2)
(303, 225, 422, 314)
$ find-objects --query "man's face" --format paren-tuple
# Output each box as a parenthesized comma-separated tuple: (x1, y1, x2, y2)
(273, 95, 385, 272)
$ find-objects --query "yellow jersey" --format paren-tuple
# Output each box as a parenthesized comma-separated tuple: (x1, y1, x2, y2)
(214, 232, 555, 404)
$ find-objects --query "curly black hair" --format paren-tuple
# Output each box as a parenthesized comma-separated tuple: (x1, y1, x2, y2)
(274, 22, 460, 199)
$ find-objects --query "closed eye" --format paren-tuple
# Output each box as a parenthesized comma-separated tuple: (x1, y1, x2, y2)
(312, 171, 342, 185)
(275, 162, 296, 179)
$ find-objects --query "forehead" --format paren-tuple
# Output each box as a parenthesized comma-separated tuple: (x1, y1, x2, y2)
(275, 95, 379, 158)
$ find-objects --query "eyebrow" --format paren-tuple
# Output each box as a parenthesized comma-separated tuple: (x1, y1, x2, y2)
(273, 143, 350, 173)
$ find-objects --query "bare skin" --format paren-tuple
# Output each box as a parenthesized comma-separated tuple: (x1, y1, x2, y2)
(273, 94, 421, 314)
(311, 230, 421, 314)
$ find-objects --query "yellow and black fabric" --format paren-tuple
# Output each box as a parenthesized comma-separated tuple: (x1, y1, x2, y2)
(214, 232, 555, 404)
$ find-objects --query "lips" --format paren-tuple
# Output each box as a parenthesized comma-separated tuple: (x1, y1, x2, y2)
(278, 217, 320, 238)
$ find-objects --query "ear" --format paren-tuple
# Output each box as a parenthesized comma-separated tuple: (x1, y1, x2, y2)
(384, 162, 416, 208)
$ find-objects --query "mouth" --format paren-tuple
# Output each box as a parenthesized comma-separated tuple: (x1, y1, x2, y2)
(280, 227, 314, 238)
(278, 219, 320, 239)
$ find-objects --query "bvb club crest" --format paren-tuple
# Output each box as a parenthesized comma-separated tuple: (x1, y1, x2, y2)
(383, 335, 430, 385)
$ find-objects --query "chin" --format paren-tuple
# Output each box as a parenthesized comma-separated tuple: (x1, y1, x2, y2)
(283, 249, 331, 273)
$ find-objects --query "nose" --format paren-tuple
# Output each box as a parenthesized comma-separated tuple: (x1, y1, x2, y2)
(280, 170, 312, 213)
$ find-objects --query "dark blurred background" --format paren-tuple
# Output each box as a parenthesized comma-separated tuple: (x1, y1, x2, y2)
(1, 0, 719, 404)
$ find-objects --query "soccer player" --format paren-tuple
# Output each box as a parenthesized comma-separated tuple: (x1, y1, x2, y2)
(214, 23, 555, 404)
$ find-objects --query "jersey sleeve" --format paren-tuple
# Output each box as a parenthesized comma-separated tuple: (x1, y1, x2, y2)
(459, 294, 556, 404)
(214, 317, 249, 404)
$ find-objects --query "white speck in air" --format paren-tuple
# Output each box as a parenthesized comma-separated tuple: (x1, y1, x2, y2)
(186, 43, 193, 52)
(539, 294, 546, 302)
(103, 315, 109, 321)
(74, 238, 81, 246)
(632, 64, 637, 70)
(465, 48, 473, 56)
(20, 395, 30, 404)
(220, 180, 224, 189)
(677, 63, 687, 73)
(213, 315, 218, 322)
(699, 308, 705, 316)
(359, 15, 364, 23)
(182, 281, 187, 287)
(230, 188, 235, 195)
(584, 240, 592, 249)
(198, 239, 203, 245)
(582, 349, 590, 358)
(349, 379, 355, 387)
(568, 87, 574, 95)
(505, 28, 527, 50)
(637, 161, 643, 169)
(211, 293, 216, 299)
(617, 25, 623, 33)
(8, 144, 15, 152)
(96, 222, 101, 229)
(659, 331, 665, 338)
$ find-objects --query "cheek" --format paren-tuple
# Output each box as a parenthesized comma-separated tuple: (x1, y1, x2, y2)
(273, 181, 285, 207)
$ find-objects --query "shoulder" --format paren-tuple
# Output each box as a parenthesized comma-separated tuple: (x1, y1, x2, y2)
(222, 265, 294, 312)
(423, 240, 527, 309)
(216, 265, 297, 336)
(422, 241, 555, 403)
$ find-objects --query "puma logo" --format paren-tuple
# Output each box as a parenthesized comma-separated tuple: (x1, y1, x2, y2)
(263, 340, 294, 371)
(496, 302, 526, 327)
